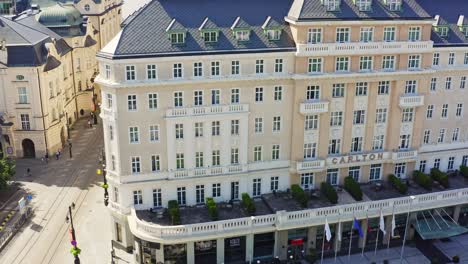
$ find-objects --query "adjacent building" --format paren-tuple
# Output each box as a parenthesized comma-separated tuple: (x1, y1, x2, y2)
(0, 0, 122, 158)
(96, 0, 468, 263)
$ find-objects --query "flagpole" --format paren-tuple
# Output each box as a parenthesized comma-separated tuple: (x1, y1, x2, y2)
(374, 208, 381, 256)
(361, 210, 368, 257)
(334, 215, 341, 263)
(387, 203, 395, 253)
(348, 210, 354, 261)
(321, 216, 326, 264)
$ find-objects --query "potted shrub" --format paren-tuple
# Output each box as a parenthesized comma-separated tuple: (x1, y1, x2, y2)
(241, 193, 256, 215)
(430, 168, 449, 188)
(413, 170, 433, 190)
(168, 200, 181, 225)
(320, 182, 338, 204)
(291, 184, 309, 208)
(344, 176, 363, 201)
(460, 165, 468, 178)
(388, 174, 408, 194)
(206, 198, 218, 220)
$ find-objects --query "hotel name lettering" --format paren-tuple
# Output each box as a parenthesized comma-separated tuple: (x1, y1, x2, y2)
(331, 153, 384, 165)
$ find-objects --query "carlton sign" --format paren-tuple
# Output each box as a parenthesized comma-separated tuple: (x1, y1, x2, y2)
(330, 153, 384, 165)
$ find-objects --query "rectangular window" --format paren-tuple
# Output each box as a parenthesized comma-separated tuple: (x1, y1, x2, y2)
(174, 92, 183, 107)
(438, 129, 446, 143)
(105, 65, 111, 79)
(441, 104, 449, 118)
(204, 31, 218, 42)
(212, 183, 221, 198)
(231, 61, 240, 75)
(430, 78, 437, 91)
(306, 85, 320, 100)
(196, 185, 205, 204)
(432, 53, 440, 66)
(308, 58, 323, 73)
(274, 86, 283, 101)
(423, 130, 431, 144)
(255, 117, 264, 133)
(445, 77, 452, 90)
(462, 155, 468, 166)
(419, 160, 427, 173)
(355, 82, 368, 96)
(274, 59, 283, 73)
(383, 27, 396, 42)
(148, 93, 158, 110)
(408, 27, 421, 41)
(254, 146, 263, 162)
(303, 143, 317, 159)
(151, 155, 160, 172)
(328, 139, 341, 155)
(330, 112, 343, 126)
(408, 55, 421, 69)
(332, 83, 345, 97)
(149, 125, 159, 142)
(18, 87, 28, 104)
(212, 121, 220, 136)
(434, 159, 441, 169)
(399, 134, 411, 149)
(359, 56, 373, 71)
(253, 179, 261, 197)
(195, 152, 204, 168)
(255, 59, 264, 74)
(272, 144, 280, 160)
(448, 157, 455, 170)
(273, 116, 281, 132)
(394, 163, 406, 178)
(170, 33, 185, 44)
(336, 28, 350, 43)
(270, 176, 279, 191)
(348, 166, 360, 182)
(378, 81, 390, 95)
(194, 90, 203, 106)
(109, 125, 114, 140)
(335, 57, 350, 72)
(461, 76, 466, 89)
(194, 122, 204, 137)
(426, 105, 434, 119)
(231, 88, 240, 104)
(255, 87, 263, 102)
(372, 135, 385, 150)
(327, 169, 339, 186)
(129, 127, 139, 143)
(360, 27, 373, 42)
(106, 93, 113, 108)
(231, 120, 240, 135)
(20, 114, 30, 130)
(308, 28, 322, 44)
(153, 189, 162, 207)
(350, 137, 363, 152)
(193, 62, 203, 77)
(147, 64, 157, 80)
(452, 128, 460, 142)
(301, 173, 313, 190)
(370, 164, 382, 181)
(305, 115, 319, 130)
(175, 124, 184, 139)
(212, 150, 220, 166)
(353, 110, 366, 124)
(125, 65, 136, 81)
(127, 95, 137, 111)
(456, 103, 463, 117)
(402, 108, 414, 122)
(382, 56, 395, 71)
(133, 190, 142, 205)
(211, 89, 220, 105)
(211, 61, 220, 76)
(177, 187, 186, 205)
(448, 52, 455, 65)
(231, 148, 239, 164)
(405, 80, 417, 94)
(173, 63, 183, 78)
(131, 157, 141, 173)
(176, 153, 185, 169)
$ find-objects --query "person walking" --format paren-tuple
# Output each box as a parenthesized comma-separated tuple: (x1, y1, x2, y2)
(45, 152, 49, 163)
(55, 150, 60, 160)
(88, 119, 92, 128)
(26, 168, 31, 177)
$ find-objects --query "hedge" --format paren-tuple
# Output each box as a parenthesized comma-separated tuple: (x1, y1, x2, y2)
(413, 170, 433, 190)
(320, 182, 338, 204)
(206, 198, 218, 220)
(291, 184, 309, 208)
(344, 176, 363, 201)
(168, 200, 181, 225)
(430, 168, 449, 188)
(388, 174, 407, 194)
(460, 165, 468, 178)
(241, 193, 256, 215)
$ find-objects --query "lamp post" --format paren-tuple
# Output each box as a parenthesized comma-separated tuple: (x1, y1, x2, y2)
(68, 140, 72, 159)
(399, 195, 416, 263)
(65, 202, 80, 264)
(98, 166, 109, 206)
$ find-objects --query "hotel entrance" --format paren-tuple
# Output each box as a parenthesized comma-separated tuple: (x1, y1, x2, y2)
(287, 228, 307, 260)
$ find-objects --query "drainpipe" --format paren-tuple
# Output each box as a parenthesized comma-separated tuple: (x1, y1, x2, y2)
(36, 68, 49, 155)
(70, 49, 79, 121)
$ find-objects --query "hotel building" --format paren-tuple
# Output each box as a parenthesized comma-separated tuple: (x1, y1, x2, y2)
(96, 0, 468, 263)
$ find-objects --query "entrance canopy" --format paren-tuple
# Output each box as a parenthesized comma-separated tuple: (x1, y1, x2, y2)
(414, 211, 468, 240)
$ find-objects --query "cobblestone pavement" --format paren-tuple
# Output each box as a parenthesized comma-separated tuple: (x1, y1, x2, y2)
(0, 118, 132, 264)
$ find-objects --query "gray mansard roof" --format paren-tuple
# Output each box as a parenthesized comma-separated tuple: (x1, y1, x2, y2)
(104, 0, 296, 58)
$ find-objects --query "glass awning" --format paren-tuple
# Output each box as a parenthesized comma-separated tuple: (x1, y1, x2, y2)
(414, 211, 468, 240)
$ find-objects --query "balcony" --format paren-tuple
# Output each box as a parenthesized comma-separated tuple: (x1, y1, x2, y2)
(296, 41, 433, 57)
(296, 159, 325, 172)
(299, 100, 329, 115)
(399, 94, 424, 108)
(166, 104, 249, 118)
(392, 149, 418, 161)
(169, 164, 248, 179)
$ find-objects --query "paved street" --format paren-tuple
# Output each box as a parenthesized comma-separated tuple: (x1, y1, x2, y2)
(0, 118, 132, 264)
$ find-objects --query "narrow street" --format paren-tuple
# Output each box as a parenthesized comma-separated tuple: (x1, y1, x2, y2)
(0, 118, 131, 264)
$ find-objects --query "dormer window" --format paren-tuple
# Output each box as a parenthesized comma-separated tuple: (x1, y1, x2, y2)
(323, 0, 340, 11)
(235, 30, 250, 42)
(463, 27, 468, 38)
(170, 33, 185, 44)
(355, 0, 372, 11)
(262, 16, 283, 41)
(386, 0, 402, 11)
(438, 27, 449, 38)
(203, 31, 218, 43)
(266, 30, 281, 41)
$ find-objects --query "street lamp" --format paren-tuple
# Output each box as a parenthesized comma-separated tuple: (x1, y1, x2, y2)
(68, 139, 73, 159)
(98, 166, 109, 206)
(399, 195, 416, 263)
(65, 203, 80, 264)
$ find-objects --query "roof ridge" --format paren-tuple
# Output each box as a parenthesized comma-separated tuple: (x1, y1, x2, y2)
(0, 17, 30, 44)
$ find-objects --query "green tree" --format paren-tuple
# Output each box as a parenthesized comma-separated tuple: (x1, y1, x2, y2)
(0, 158, 15, 190)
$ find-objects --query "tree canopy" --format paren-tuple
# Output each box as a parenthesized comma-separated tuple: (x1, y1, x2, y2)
(0, 158, 15, 190)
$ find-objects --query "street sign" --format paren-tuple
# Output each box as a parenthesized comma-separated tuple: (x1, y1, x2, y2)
(26, 194, 32, 200)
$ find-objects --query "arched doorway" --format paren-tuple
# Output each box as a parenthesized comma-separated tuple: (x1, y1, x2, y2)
(22, 139, 35, 158)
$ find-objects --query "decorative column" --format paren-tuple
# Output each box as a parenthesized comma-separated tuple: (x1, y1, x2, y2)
(274, 230, 288, 260)
(306, 226, 317, 254)
(186, 241, 195, 264)
(245, 234, 254, 263)
(216, 238, 224, 264)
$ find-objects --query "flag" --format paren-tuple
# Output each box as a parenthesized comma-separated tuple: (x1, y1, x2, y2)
(379, 211, 386, 236)
(391, 213, 396, 237)
(325, 219, 332, 242)
(353, 218, 364, 238)
(337, 221, 342, 241)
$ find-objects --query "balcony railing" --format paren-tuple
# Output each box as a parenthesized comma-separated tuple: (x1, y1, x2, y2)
(296, 41, 433, 56)
(399, 94, 424, 108)
(127, 188, 468, 243)
(169, 165, 248, 179)
(299, 100, 329, 114)
(166, 104, 249, 118)
(392, 149, 418, 161)
(296, 159, 325, 171)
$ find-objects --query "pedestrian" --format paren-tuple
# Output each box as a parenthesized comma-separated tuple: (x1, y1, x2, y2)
(26, 168, 31, 177)
(88, 119, 92, 128)
(58, 149, 62, 159)
(55, 150, 60, 160)
(45, 152, 49, 163)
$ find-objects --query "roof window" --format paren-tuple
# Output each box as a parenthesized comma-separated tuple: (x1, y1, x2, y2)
(384, 0, 402, 11)
(262, 16, 283, 41)
(322, 0, 340, 12)
(355, 0, 372, 11)
(166, 18, 186, 45)
(231, 17, 251, 42)
(199, 17, 219, 43)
